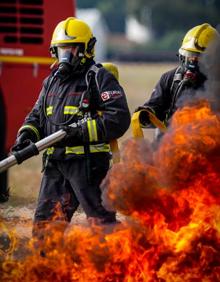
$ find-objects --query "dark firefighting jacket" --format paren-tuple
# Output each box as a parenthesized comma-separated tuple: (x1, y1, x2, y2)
(142, 66, 206, 126)
(18, 62, 131, 160)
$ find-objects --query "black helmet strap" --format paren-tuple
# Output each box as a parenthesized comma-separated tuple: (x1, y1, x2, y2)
(86, 37, 97, 55)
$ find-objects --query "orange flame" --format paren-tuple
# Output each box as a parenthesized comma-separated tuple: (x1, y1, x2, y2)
(0, 221, 17, 258)
(2, 100, 220, 281)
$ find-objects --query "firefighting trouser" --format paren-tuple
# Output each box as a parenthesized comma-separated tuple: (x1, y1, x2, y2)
(34, 153, 116, 224)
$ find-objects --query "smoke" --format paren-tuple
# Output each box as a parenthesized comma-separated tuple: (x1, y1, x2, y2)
(102, 35, 220, 227)
(2, 37, 220, 282)
(101, 138, 159, 216)
(199, 35, 220, 112)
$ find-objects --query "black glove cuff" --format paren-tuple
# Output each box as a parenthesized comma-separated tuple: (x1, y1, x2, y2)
(18, 129, 37, 143)
(13, 142, 39, 164)
(139, 110, 150, 125)
(11, 130, 36, 153)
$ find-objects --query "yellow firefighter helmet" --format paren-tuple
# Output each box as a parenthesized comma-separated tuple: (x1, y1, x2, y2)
(50, 17, 96, 59)
(179, 23, 219, 56)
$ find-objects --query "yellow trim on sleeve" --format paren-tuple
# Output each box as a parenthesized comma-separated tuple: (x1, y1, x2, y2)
(19, 124, 40, 141)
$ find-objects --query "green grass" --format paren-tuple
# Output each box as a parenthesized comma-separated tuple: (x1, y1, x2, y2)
(9, 62, 177, 200)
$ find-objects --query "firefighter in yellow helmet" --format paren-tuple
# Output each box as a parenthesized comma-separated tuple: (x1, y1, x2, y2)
(134, 23, 219, 140)
(50, 17, 97, 75)
(11, 17, 131, 230)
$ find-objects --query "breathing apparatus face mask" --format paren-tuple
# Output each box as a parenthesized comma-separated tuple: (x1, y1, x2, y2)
(179, 51, 203, 82)
(55, 44, 85, 76)
(184, 56, 200, 73)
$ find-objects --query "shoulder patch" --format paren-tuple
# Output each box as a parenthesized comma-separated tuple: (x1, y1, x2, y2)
(100, 90, 122, 101)
(101, 91, 111, 101)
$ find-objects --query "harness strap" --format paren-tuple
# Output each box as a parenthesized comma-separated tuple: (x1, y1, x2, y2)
(80, 63, 121, 163)
(167, 66, 184, 120)
(79, 64, 102, 111)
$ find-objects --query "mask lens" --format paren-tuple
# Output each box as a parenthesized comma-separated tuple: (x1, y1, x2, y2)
(186, 56, 199, 71)
(57, 47, 74, 64)
(56, 44, 85, 74)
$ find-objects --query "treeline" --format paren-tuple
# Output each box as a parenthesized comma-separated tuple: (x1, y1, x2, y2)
(77, 0, 220, 37)
(77, 0, 220, 57)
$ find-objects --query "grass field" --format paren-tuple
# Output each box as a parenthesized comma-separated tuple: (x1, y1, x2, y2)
(8, 62, 177, 201)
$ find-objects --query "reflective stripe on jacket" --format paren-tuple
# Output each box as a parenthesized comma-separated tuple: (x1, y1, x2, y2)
(47, 143, 110, 156)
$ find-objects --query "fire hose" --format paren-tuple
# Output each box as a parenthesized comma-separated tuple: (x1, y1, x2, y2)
(0, 129, 120, 173)
(131, 109, 167, 138)
(0, 109, 164, 173)
(0, 130, 67, 173)
(0, 109, 165, 173)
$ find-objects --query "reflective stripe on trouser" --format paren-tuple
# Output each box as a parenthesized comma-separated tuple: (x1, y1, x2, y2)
(34, 155, 116, 223)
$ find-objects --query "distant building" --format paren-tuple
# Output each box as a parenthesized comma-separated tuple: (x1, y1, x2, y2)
(76, 8, 108, 62)
(126, 16, 152, 44)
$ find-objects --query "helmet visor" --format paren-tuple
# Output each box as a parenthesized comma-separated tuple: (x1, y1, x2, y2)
(179, 49, 200, 58)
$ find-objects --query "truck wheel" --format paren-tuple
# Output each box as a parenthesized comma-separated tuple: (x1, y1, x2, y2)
(0, 87, 9, 202)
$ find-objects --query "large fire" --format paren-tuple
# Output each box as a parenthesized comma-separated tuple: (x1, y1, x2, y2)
(1, 100, 220, 281)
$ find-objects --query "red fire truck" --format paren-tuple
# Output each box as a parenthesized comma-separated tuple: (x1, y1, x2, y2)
(0, 0, 76, 198)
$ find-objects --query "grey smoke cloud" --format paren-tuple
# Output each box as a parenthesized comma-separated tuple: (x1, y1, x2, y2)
(199, 35, 220, 112)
